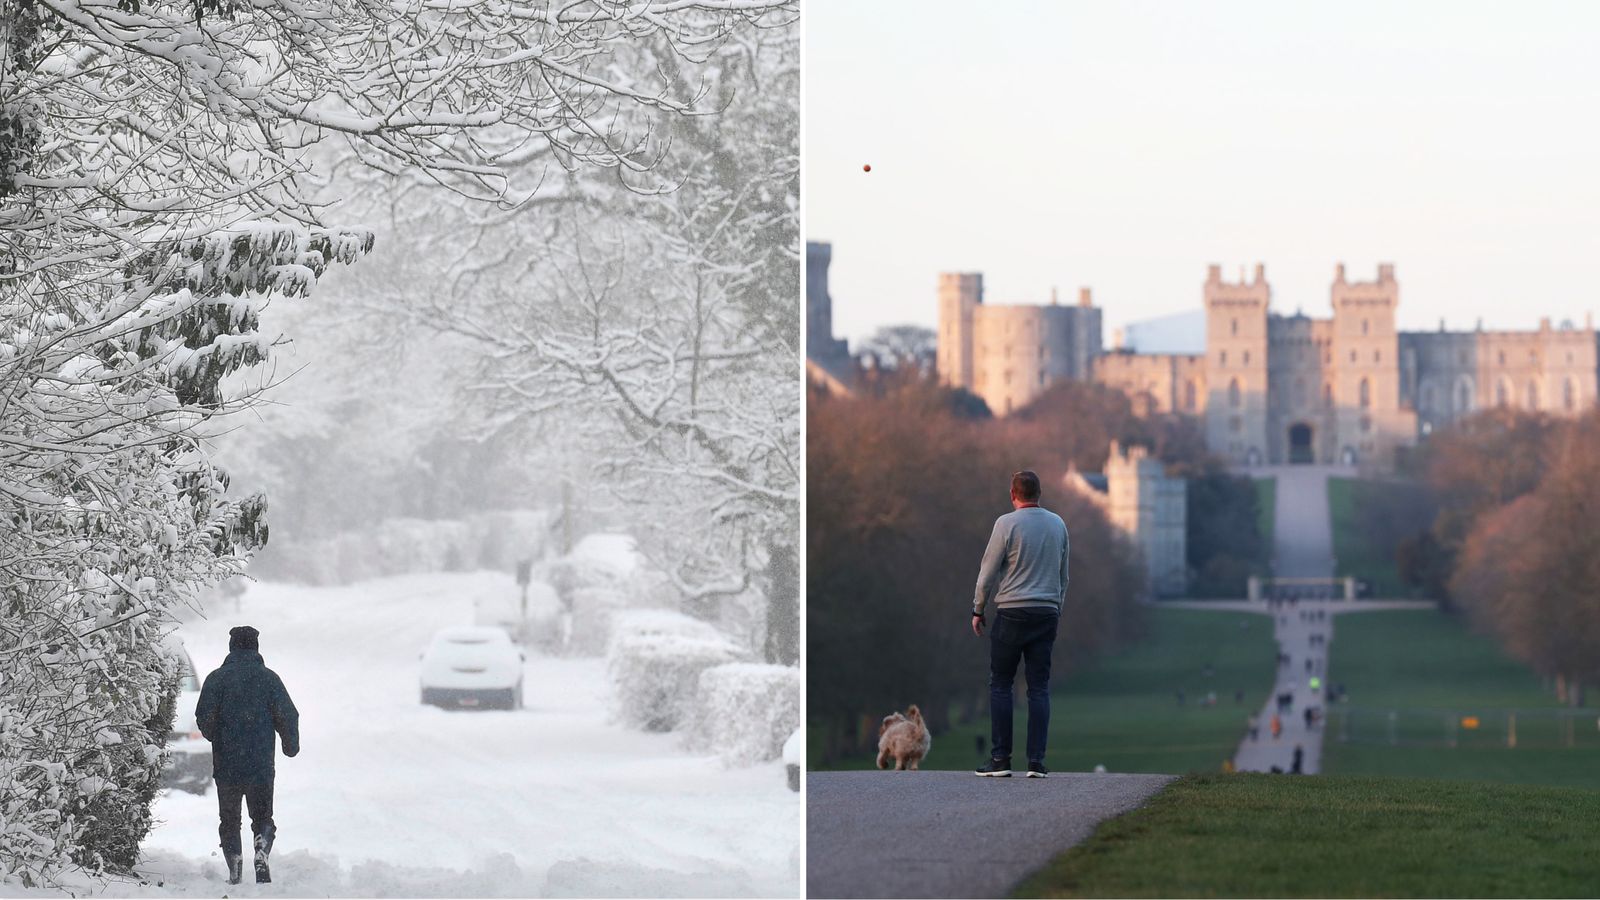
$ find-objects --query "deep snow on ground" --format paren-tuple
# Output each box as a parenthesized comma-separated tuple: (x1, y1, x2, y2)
(2, 573, 797, 898)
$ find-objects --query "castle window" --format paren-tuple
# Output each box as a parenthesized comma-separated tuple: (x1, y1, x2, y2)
(1243, 351, 1251, 365)
(1498, 351, 1506, 366)
(1220, 350, 1228, 366)
(1362, 319, 1369, 336)
(1373, 350, 1381, 364)
(1231, 318, 1239, 337)
(1526, 382, 1539, 409)
(1004, 370, 1013, 386)
(1005, 344, 1012, 359)
(1565, 378, 1577, 411)
(1359, 377, 1371, 408)
(1350, 350, 1357, 363)
(1457, 378, 1475, 413)
(1184, 379, 1197, 412)
(1228, 379, 1242, 409)
(1496, 379, 1509, 407)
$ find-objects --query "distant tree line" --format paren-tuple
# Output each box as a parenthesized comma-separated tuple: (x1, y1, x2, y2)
(1397, 408, 1600, 706)
(806, 371, 1270, 763)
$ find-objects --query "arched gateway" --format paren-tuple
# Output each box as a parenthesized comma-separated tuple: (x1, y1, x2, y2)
(1288, 422, 1314, 464)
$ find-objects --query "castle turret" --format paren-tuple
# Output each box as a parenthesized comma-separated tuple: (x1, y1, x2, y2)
(1329, 262, 1411, 466)
(1203, 263, 1271, 465)
(936, 272, 982, 390)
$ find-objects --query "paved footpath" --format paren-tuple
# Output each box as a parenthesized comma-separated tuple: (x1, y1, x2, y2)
(1232, 465, 1341, 774)
(807, 771, 1173, 899)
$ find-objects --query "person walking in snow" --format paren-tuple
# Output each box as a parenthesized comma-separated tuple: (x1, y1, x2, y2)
(970, 470, 1069, 779)
(196, 626, 300, 885)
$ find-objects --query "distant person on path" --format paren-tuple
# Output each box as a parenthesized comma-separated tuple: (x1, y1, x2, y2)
(1248, 714, 1259, 741)
(970, 470, 1069, 779)
(1291, 744, 1304, 774)
(196, 626, 300, 885)
(1270, 713, 1283, 740)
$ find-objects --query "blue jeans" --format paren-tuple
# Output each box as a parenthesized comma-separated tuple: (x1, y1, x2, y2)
(989, 607, 1059, 763)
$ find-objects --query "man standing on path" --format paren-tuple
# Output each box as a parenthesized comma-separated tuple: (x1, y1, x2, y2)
(970, 470, 1069, 779)
(196, 626, 300, 885)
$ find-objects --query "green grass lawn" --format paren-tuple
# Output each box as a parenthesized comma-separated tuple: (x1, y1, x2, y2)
(1014, 773, 1600, 898)
(1254, 477, 1275, 573)
(1326, 477, 1409, 596)
(1323, 609, 1600, 789)
(815, 608, 1276, 775)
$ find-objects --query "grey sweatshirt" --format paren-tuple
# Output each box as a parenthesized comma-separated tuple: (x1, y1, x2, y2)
(972, 506, 1070, 616)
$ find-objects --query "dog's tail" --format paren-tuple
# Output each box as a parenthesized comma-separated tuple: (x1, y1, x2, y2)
(906, 704, 924, 724)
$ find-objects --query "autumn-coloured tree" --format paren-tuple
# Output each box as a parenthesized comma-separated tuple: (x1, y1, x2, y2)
(1451, 410, 1600, 706)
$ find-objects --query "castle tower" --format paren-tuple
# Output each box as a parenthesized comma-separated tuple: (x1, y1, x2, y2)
(936, 272, 983, 390)
(805, 242, 834, 358)
(1203, 263, 1271, 465)
(806, 241, 852, 377)
(1329, 262, 1411, 466)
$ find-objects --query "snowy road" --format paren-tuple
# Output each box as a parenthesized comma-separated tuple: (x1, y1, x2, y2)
(72, 573, 798, 898)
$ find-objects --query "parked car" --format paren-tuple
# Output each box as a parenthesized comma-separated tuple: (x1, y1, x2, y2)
(420, 626, 525, 710)
(783, 727, 800, 792)
(161, 640, 212, 794)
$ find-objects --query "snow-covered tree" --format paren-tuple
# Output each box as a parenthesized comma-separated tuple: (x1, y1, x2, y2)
(314, 17, 800, 664)
(0, 0, 792, 882)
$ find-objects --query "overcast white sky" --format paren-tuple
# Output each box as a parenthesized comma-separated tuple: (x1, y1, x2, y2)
(805, 1, 1600, 347)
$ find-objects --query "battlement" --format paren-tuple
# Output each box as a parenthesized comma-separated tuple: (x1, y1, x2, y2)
(1204, 263, 1270, 307)
(1331, 262, 1399, 314)
(938, 271, 983, 294)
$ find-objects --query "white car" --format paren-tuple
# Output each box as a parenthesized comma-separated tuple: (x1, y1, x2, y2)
(161, 641, 212, 794)
(420, 626, 525, 711)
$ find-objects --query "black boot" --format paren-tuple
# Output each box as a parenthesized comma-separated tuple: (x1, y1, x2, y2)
(224, 853, 243, 885)
(254, 825, 275, 884)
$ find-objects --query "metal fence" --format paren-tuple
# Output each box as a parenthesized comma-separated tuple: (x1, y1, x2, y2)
(1330, 706, 1600, 750)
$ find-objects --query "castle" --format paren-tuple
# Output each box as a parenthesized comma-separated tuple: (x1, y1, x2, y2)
(938, 262, 1600, 469)
(1064, 442, 1187, 596)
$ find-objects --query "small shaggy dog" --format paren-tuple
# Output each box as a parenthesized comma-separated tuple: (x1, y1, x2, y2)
(876, 704, 932, 771)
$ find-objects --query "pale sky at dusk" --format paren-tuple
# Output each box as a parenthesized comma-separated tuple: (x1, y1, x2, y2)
(805, 1, 1600, 347)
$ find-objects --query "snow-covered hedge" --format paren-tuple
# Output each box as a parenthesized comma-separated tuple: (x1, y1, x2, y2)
(254, 511, 552, 585)
(685, 664, 801, 767)
(606, 630, 743, 732)
(607, 608, 728, 655)
(565, 587, 630, 657)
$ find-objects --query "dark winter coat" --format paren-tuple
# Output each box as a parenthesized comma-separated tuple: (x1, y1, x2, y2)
(195, 650, 299, 784)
